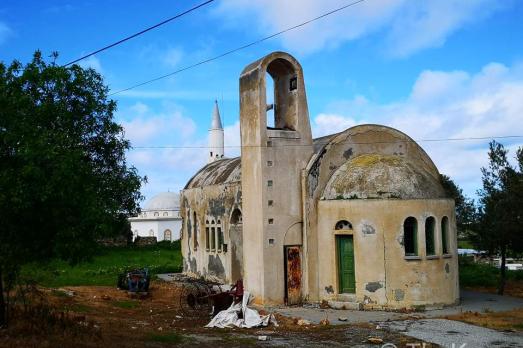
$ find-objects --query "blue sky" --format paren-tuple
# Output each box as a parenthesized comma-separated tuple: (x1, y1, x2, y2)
(1, 0, 523, 204)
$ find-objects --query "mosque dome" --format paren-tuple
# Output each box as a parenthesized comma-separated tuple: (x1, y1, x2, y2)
(144, 192, 180, 211)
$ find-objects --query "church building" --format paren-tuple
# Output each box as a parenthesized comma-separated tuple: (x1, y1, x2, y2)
(180, 52, 459, 309)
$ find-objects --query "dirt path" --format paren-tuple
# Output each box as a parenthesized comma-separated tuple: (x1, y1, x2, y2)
(0, 282, 432, 347)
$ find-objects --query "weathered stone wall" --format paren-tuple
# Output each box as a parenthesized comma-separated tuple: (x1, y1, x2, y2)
(180, 181, 241, 283)
(134, 236, 157, 246)
(314, 199, 459, 308)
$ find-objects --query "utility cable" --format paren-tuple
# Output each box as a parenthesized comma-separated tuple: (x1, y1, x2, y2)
(108, 0, 367, 96)
(63, 0, 215, 66)
(129, 135, 523, 150)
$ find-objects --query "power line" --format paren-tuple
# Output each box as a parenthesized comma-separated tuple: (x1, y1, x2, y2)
(108, 0, 367, 96)
(62, 0, 215, 67)
(129, 135, 523, 150)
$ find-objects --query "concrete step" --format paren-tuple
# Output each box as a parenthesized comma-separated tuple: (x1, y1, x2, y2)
(327, 300, 362, 310)
(336, 293, 357, 302)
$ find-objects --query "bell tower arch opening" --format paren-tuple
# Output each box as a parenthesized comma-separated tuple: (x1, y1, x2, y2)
(266, 58, 299, 131)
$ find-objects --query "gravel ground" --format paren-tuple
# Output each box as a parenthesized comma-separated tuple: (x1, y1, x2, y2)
(379, 318, 523, 347)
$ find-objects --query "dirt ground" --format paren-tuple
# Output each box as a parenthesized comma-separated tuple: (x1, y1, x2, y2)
(464, 280, 523, 299)
(445, 308, 523, 332)
(0, 280, 434, 348)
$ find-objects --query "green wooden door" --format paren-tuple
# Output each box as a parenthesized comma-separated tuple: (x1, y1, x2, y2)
(337, 235, 355, 293)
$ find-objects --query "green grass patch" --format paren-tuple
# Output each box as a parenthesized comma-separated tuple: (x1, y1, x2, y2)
(112, 300, 139, 309)
(458, 239, 474, 249)
(146, 332, 185, 343)
(459, 256, 523, 287)
(65, 304, 92, 313)
(21, 241, 182, 287)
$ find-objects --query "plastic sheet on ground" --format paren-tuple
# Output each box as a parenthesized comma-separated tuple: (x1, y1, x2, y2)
(205, 291, 279, 328)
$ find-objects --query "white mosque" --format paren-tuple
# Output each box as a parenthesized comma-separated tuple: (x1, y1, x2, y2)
(129, 191, 182, 242)
(129, 101, 225, 242)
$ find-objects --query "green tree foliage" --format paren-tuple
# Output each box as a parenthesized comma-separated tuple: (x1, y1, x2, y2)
(473, 141, 523, 295)
(0, 52, 145, 326)
(439, 174, 477, 237)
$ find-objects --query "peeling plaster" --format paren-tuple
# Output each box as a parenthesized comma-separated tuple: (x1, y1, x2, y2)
(366, 281, 383, 292)
(394, 289, 405, 301)
(362, 224, 375, 235)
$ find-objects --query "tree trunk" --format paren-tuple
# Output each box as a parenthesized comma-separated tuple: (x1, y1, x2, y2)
(0, 266, 6, 328)
(498, 245, 506, 295)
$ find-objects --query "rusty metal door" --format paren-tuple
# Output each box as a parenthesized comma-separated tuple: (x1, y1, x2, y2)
(285, 246, 302, 305)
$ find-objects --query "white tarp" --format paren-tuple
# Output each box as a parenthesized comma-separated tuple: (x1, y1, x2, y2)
(205, 291, 279, 328)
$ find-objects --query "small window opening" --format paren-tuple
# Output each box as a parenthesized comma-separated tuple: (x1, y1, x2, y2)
(267, 180, 273, 187)
(193, 211, 198, 250)
(211, 227, 216, 250)
(441, 216, 449, 254)
(404, 217, 418, 256)
(268, 218, 274, 224)
(289, 76, 297, 91)
(335, 220, 352, 230)
(267, 141, 273, 147)
(268, 200, 274, 206)
(267, 161, 273, 167)
(210, 151, 213, 157)
(425, 217, 436, 256)
(205, 227, 210, 250)
(268, 238, 275, 245)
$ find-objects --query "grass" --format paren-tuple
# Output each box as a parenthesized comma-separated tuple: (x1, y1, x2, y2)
(459, 256, 523, 288)
(146, 332, 185, 343)
(112, 300, 139, 309)
(21, 241, 182, 287)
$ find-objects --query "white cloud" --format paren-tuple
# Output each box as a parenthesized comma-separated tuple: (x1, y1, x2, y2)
(120, 102, 196, 144)
(214, 0, 507, 57)
(312, 61, 523, 196)
(0, 21, 12, 45)
(79, 55, 103, 74)
(162, 47, 184, 68)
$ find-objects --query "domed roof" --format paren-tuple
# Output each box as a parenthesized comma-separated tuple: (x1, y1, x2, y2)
(185, 157, 241, 189)
(145, 192, 180, 211)
(322, 154, 446, 200)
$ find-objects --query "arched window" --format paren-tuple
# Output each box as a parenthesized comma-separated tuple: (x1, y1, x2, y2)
(211, 226, 216, 250)
(163, 212, 168, 217)
(205, 220, 210, 250)
(231, 209, 242, 224)
(441, 216, 449, 254)
(404, 217, 418, 256)
(335, 220, 353, 230)
(154, 212, 159, 217)
(425, 217, 436, 256)
(164, 229, 172, 241)
(193, 211, 198, 250)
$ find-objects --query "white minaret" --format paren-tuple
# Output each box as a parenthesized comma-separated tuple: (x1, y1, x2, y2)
(208, 100, 224, 163)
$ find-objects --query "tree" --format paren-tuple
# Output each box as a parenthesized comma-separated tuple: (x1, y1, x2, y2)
(473, 141, 523, 295)
(0, 52, 145, 326)
(439, 174, 477, 238)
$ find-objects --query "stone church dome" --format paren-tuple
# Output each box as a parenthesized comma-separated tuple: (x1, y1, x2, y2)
(145, 192, 180, 211)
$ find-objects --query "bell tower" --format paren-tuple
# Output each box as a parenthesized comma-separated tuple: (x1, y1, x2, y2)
(239, 52, 313, 304)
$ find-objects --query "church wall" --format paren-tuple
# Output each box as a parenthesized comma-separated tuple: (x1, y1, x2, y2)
(180, 182, 241, 283)
(315, 198, 459, 309)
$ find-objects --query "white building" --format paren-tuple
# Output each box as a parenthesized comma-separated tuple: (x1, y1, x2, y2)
(129, 192, 182, 241)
